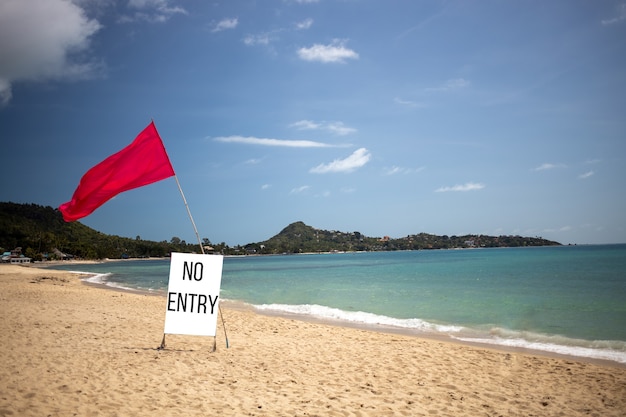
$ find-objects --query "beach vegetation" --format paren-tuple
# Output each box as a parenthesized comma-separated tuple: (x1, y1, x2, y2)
(245, 221, 561, 254)
(0, 202, 204, 260)
(0, 202, 561, 260)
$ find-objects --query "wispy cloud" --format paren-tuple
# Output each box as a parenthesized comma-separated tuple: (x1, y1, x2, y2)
(578, 170, 594, 179)
(243, 18, 311, 47)
(310, 148, 371, 173)
(243, 33, 272, 46)
(295, 18, 313, 30)
(532, 163, 567, 172)
(394, 97, 426, 108)
(435, 182, 485, 192)
(122, 0, 187, 23)
(325, 123, 355, 135)
(601, 3, 626, 25)
(261, 184, 271, 190)
(290, 120, 356, 136)
(290, 185, 310, 194)
(384, 166, 425, 175)
(425, 78, 470, 92)
(214, 135, 338, 148)
(212, 17, 238, 33)
(297, 40, 359, 63)
(542, 225, 573, 233)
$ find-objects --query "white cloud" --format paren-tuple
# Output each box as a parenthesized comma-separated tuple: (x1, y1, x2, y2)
(214, 135, 337, 148)
(243, 17, 310, 47)
(578, 170, 594, 179)
(326, 122, 357, 136)
(295, 18, 313, 30)
(385, 166, 403, 175)
(212, 17, 238, 33)
(290, 120, 356, 136)
(532, 163, 567, 171)
(297, 40, 359, 63)
(290, 185, 310, 194)
(384, 166, 425, 175)
(542, 225, 573, 233)
(444, 78, 470, 89)
(394, 97, 426, 108)
(0, 0, 103, 106)
(310, 148, 371, 174)
(243, 34, 271, 46)
(261, 184, 271, 190)
(290, 120, 321, 130)
(426, 78, 470, 92)
(122, 0, 187, 23)
(435, 182, 485, 192)
(602, 3, 626, 25)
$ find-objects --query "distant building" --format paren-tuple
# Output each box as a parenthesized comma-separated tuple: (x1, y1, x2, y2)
(1, 247, 31, 264)
(53, 248, 74, 261)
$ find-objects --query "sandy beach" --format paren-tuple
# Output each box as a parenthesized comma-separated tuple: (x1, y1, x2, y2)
(1, 264, 625, 416)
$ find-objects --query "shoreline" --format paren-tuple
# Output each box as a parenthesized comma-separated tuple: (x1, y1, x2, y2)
(1, 263, 625, 416)
(39, 261, 626, 368)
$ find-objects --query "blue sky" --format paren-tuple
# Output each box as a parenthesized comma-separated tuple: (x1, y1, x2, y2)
(1, 0, 625, 246)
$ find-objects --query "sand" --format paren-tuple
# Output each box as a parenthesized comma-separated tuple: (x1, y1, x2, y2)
(1, 264, 625, 417)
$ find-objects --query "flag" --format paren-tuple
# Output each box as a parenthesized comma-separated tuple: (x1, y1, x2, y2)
(59, 121, 175, 222)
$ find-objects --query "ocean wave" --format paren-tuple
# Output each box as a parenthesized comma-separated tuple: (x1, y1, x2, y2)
(62, 270, 112, 285)
(454, 327, 626, 364)
(74, 271, 149, 292)
(254, 303, 626, 364)
(82, 272, 111, 285)
(254, 303, 464, 333)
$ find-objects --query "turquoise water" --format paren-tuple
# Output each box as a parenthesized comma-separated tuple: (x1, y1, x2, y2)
(46, 245, 626, 363)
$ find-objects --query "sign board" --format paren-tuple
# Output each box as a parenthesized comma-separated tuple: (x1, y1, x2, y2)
(163, 252, 224, 337)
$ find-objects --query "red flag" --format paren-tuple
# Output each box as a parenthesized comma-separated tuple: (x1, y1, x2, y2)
(59, 122, 175, 222)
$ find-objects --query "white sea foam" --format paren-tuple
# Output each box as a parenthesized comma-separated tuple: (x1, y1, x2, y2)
(62, 270, 112, 285)
(255, 303, 626, 364)
(83, 272, 111, 285)
(454, 336, 626, 364)
(254, 303, 463, 333)
(72, 271, 142, 292)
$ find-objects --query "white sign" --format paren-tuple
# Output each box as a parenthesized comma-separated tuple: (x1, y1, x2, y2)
(163, 252, 224, 337)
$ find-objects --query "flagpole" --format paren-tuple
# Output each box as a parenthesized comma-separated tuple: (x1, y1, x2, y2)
(171, 174, 230, 350)
(173, 175, 204, 254)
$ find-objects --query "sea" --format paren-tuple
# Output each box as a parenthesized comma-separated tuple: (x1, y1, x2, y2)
(45, 244, 626, 364)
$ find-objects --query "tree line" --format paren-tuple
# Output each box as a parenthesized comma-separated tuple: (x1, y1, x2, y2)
(0, 202, 215, 260)
(0, 203, 561, 261)
(245, 221, 561, 254)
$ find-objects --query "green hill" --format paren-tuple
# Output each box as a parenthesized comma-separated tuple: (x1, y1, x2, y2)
(0, 202, 201, 260)
(1, 202, 561, 260)
(243, 221, 561, 254)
